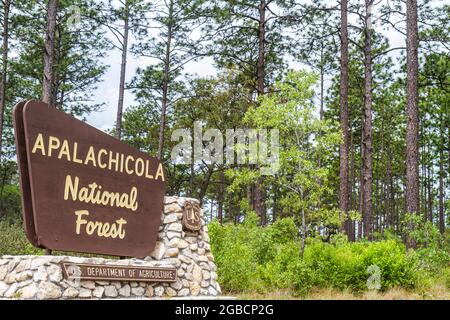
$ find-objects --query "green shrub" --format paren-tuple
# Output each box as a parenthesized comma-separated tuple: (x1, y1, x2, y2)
(0, 217, 41, 256)
(209, 217, 432, 295)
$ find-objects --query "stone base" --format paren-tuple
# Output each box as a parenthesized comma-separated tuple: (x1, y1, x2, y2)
(0, 196, 221, 299)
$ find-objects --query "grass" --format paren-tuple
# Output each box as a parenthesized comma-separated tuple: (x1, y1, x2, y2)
(234, 282, 450, 300)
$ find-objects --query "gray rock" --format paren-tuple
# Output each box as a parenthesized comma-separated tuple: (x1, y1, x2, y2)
(164, 248, 179, 258)
(47, 264, 63, 282)
(104, 286, 118, 298)
(178, 288, 190, 297)
(30, 258, 48, 270)
(164, 196, 177, 205)
(215, 282, 222, 295)
(154, 286, 164, 297)
(14, 260, 31, 273)
(33, 266, 48, 282)
(15, 271, 32, 282)
(185, 236, 198, 244)
(189, 283, 200, 296)
(208, 286, 218, 296)
(167, 232, 181, 239)
(167, 223, 182, 232)
(165, 287, 177, 297)
(163, 214, 178, 224)
(17, 279, 32, 289)
(119, 284, 131, 297)
(196, 255, 209, 263)
(150, 241, 166, 260)
(177, 269, 185, 277)
(192, 265, 203, 283)
(78, 288, 92, 298)
(199, 262, 211, 270)
(170, 280, 183, 290)
(200, 288, 209, 296)
(93, 287, 104, 298)
(177, 239, 189, 249)
(62, 287, 79, 298)
(4, 272, 17, 284)
(202, 270, 211, 280)
(0, 265, 7, 281)
(0, 281, 9, 296)
(6, 260, 18, 273)
(37, 281, 62, 299)
(145, 286, 154, 297)
(80, 280, 96, 290)
(113, 282, 122, 289)
(165, 203, 182, 213)
(179, 255, 192, 264)
(4, 283, 18, 298)
(131, 286, 145, 296)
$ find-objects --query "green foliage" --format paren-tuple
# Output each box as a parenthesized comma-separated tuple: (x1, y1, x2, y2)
(210, 218, 448, 296)
(0, 216, 41, 256)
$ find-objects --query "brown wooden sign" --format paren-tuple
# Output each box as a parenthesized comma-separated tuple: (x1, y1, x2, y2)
(13, 101, 166, 258)
(182, 202, 201, 232)
(61, 262, 177, 282)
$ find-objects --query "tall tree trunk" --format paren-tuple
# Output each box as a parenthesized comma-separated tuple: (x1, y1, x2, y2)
(359, 127, 364, 239)
(386, 145, 394, 228)
(257, 0, 266, 96)
(273, 183, 278, 222)
(427, 162, 432, 222)
(339, 0, 350, 234)
(115, 0, 130, 140)
(438, 119, 445, 234)
(362, 0, 373, 240)
(0, 0, 10, 160)
(348, 129, 355, 241)
(158, 0, 174, 160)
(300, 206, 306, 257)
(405, 0, 419, 249)
(254, 0, 266, 224)
(43, 0, 59, 105)
(218, 169, 224, 224)
(319, 45, 325, 122)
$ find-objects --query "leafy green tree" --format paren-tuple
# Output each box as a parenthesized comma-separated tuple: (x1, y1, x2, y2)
(229, 71, 341, 254)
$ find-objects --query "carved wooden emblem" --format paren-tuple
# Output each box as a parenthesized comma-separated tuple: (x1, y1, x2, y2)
(182, 202, 201, 232)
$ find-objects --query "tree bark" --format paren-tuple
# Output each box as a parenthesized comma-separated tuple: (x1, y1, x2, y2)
(0, 0, 10, 160)
(427, 161, 432, 222)
(157, 0, 174, 160)
(405, 0, 420, 249)
(115, 0, 130, 140)
(386, 145, 394, 228)
(362, 0, 373, 240)
(43, 0, 59, 105)
(218, 169, 224, 224)
(348, 129, 356, 241)
(339, 0, 350, 234)
(254, 0, 266, 224)
(438, 120, 445, 234)
(257, 0, 266, 96)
